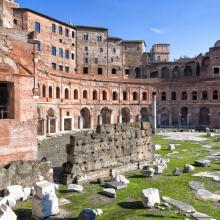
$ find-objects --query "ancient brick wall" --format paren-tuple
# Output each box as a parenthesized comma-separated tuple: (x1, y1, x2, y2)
(63, 122, 153, 181)
(0, 160, 53, 189)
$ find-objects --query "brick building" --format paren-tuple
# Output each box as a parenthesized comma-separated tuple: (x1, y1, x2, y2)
(0, 0, 220, 164)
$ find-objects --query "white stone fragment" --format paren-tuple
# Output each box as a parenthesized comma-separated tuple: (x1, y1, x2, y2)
(35, 180, 56, 200)
(153, 144, 161, 151)
(93, 209, 103, 216)
(115, 175, 130, 184)
(142, 188, 160, 208)
(68, 184, 83, 193)
(0, 196, 16, 208)
(168, 144, 175, 151)
(23, 187, 31, 201)
(4, 185, 24, 201)
(0, 203, 17, 220)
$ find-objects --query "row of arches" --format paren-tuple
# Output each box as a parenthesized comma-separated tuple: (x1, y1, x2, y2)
(161, 90, 220, 101)
(41, 84, 149, 101)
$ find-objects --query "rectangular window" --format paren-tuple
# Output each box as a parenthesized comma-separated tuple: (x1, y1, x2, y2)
(100, 48, 103, 53)
(137, 46, 140, 51)
(84, 34, 89, 41)
(35, 22, 41, 33)
(94, 58, 98, 64)
(52, 24, 56, 33)
(65, 66, 69, 73)
(125, 69, 129, 75)
(113, 48, 116, 53)
(65, 28, 69, 37)
(213, 67, 220, 74)
(85, 58, 88, 64)
(35, 42, 41, 51)
(59, 48, 63, 57)
(72, 31, 75, 38)
(52, 63, 56, 70)
(59, 26, 63, 35)
(71, 53, 75, 60)
(13, 19, 17, 25)
(59, 65, 63, 71)
(83, 67, 88, 74)
(65, 50, 70, 59)
(51, 46, 56, 56)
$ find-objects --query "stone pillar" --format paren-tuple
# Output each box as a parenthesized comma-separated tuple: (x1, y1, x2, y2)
(80, 116, 83, 129)
(152, 94, 157, 133)
(99, 114, 102, 125)
(110, 113, 113, 124)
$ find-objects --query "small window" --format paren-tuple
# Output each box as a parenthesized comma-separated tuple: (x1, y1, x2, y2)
(213, 67, 220, 74)
(98, 68, 103, 75)
(125, 69, 129, 75)
(85, 46, 88, 52)
(124, 46, 127, 50)
(93, 90, 97, 100)
(123, 91, 128, 100)
(59, 48, 63, 57)
(71, 53, 75, 60)
(59, 39, 63, 43)
(59, 65, 63, 71)
(13, 19, 17, 25)
(59, 26, 63, 35)
(102, 91, 107, 100)
(65, 50, 70, 59)
(137, 46, 140, 51)
(74, 90, 78, 100)
(35, 22, 41, 33)
(97, 35, 102, 42)
(202, 91, 208, 100)
(142, 92, 147, 100)
(83, 90, 88, 99)
(157, 56, 161, 62)
(133, 92, 138, 101)
(94, 58, 98, 64)
(112, 68, 116, 75)
(65, 28, 69, 37)
(192, 91, 197, 100)
(85, 58, 88, 64)
(181, 92, 187, 100)
(161, 92, 166, 101)
(72, 31, 75, 38)
(213, 90, 218, 100)
(42, 85, 46, 97)
(113, 91, 118, 100)
(49, 86, 53, 98)
(56, 87, 60, 99)
(52, 63, 56, 70)
(83, 67, 88, 74)
(171, 92, 176, 100)
(52, 24, 56, 33)
(52, 46, 56, 56)
(35, 42, 41, 51)
(111, 58, 114, 62)
(84, 33, 89, 41)
(65, 88, 69, 99)
(65, 66, 69, 73)
(100, 48, 103, 53)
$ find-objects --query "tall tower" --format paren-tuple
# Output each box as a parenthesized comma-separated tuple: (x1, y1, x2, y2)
(0, 0, 19, 28)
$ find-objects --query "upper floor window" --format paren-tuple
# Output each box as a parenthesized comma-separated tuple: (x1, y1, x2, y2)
(52, 46, 56, 56)
(72, 31, 75, 38)
(213, 90, 218, 100)
(137, 46, 140, 51)
(192, 91, 197, 100)
(133, 92, 138, 101)
(65, 28, 69, 37)
(84, 33, 89, 41)
(98, 68, 103, 75)
(83, 67, 88, 74)
(59, 48, 63, 57)
(52, 63, 56, 70)
(135, 67, 141, 78)
(202, 91, 208, 100)
(59, 26, 63, 35)
(71, 53, 75, 60)
(142, 92, 147, 100)
(213, 67, 220, 74)
(65, 66, 69, 73)
(97, 35, 102, 42)
(35, 22, 41, 33)
(94, 58, 98, 64)
(125, 69, 129, 75)
(84, 58, 88, 64)
(161, 92, 166, 101)
(100, 48, 103, 53)
(35, 42, 41, 52)
(112, 68, 117, 75)
(85, 46, 88, 52)
(181, 91, 187, 100)
(171, 92, 176, 100)
(59, 65, 63, 71)
(157, 56, 161, 62)
(112, 91, 118, 101)
(123, 91, 128, 100)
(52, 24, 56, 33)
(124, 46, 127, 51)
(65, 50, 70, 59)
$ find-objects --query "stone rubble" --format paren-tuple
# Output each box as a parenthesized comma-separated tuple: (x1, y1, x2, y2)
(154, 164, 167, 174)
(102, 188, 116, 198)
(105, 181, 127, 190)
(194, 159, 211, 167)
(114, 175, 130, 184)
(188, 181, 204, 191)
(141, 166, 155, 177)
(173, 167, 182, 176)
(93, 209, 103, 216)
(68, 184, 84, 193)
(153, 144, 161, 151)
(3, 185, 24, 201)
(168, 144, 176, 151)
(183, 164, 195, 173)
(141, 188, 160, 208)
(0, 203, 17, 220)
(193, 171, 220, 182)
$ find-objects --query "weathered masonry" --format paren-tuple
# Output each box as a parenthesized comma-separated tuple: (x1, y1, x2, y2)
(62, 122, 153, 183)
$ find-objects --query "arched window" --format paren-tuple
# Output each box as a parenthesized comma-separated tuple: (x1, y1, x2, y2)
(74, 89, 78, 100)
(42, 85, 46, 98)
(83, 90, 88, 99)
(192, 91, 197, 100)
(93, 90, 97, 100)
(196, 62, 200, 76)
(172, 66, 180, 78)
(112, 68, 117, 75)
(64, 88, 69, 99)
(202, 91, 208, 100)
(161, 67, 170, 79)
(56, 87, 60, 99)
(184, 66, 192, 77)
(142, 92, 147, 100)
(49, 86, 53, 98)
(123, 91, 128, 100)
(161, 92, 166, 101)
(133, 92, 138, 100)
(181, 91, 187, 100)
(102, 91, 107, 100)
(171, 92, 176, 100)
(112, 91, 118, 100)
(135, 67, 141, 78)
(213, 90, 218, 100)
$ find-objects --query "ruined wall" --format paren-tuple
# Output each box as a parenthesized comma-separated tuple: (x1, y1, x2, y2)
(63, 122, 153, 181)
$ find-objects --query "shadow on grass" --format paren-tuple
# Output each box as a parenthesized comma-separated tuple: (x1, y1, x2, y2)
(127, 174, 145, 179)
(139, 214, 180, 218)
(117, 201, 144, 209)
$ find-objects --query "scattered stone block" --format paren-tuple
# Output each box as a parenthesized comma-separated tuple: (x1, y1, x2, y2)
(173, 167, 182, 176)
(162, 196, 196, 213)
(196, 189, 220, 202)
(194, 160, 210, 167)
(193, 171, 220, 182)
(23, 187, 31, 201)
(0, 203, 17, 220)
(105, 181, 127, 190)
(3, 185, 24, 201)
(58, 198, 71, 207)
(154, 164, 167, 174)
(0, 196, 16, 208)
(168, 144, 175, 151)
(183, 164, 195, 173)
(115, 175, 129, 184)
(188, 181, 204, 191)
(35, 181, 56, 199)
(141, 188, 160, 208)
(142, 167, 155, 177)
(192, 212, 216, 220)
(93, 209, 103, 216)
(79, 208, 96, 220)
(153, 144, 161, 151)
(68, 184, 83, 193)
(102, 188, 116, 198)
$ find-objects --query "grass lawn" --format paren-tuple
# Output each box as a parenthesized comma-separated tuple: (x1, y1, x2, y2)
(15, 133, 220, 220)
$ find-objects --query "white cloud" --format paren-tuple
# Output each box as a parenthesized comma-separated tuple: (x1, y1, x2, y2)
(150, 28, 164, 35)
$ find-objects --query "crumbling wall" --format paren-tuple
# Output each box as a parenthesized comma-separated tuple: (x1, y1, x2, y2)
(63, 122, 153, 182)
(0, 160, 53, 189)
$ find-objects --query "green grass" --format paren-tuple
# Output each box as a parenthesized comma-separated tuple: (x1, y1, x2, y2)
(15, 133, 220, 220)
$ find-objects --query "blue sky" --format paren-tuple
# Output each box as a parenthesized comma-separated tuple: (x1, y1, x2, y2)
(17, 0, 220, 60)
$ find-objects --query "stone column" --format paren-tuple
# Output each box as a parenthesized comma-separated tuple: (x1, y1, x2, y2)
(99, 114, 102, 125)
(110, 112, 113, 124)
(152, 94, 157, 133)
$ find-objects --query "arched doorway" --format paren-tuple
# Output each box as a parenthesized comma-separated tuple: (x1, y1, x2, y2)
(121, 107, 130, 123)
(160, 108, 169, 126)
(101, 107, 112, 124)
(140, 107, 149, 122)
(80, 107, 91, 129)
(199, 107, 210, 126)
(181, 107, 188, 125)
